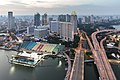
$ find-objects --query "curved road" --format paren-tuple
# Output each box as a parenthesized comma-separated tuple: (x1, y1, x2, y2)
(86, 29, 118, 80)
(100, 37, 116, 80)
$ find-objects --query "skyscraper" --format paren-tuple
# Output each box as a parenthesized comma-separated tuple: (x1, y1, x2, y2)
(78, 18, 82, 25)
(66, 14, 71, 22)
(42, 13, 48, 25)
(71, 11, 77, 33)
(48, 17, 53, 24)
(34, 13, 40, 26)
(8, 11, 15, 30)
(59, 22, 74, 41)
(50, 21, 59, 34)
(58, 15, 66, 22)
(90, 15, 94, 23)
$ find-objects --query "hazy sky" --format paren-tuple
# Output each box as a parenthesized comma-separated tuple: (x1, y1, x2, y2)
(0, 0, 120, 15)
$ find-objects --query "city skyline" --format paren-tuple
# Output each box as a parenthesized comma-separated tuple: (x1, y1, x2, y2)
(0, 0, 120, 15)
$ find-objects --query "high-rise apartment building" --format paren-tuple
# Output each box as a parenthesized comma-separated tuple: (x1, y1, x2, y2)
(42, 13, 48, 25)
(27, 26, 35, 35)
(48, 17, 53, 24)
(82, 15, 94, 24)
(78, 18, 82, 25)
(58, 14, 71, 22)
(90, 15, 94, 23)
(50, 21, 74, 41)
(82, 16, 89, 24)
(8, 11, 15, 30)
(59, 22, 74, 41)
(70, 11, 77, 33)
(34, 13, 40, 26)
(66, 14, 71, 22)
(58, 15, 66, 22)
(58, 12, 77, 33)
(50, 21, 59, 34)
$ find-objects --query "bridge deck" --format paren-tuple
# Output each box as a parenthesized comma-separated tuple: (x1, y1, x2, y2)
(85, 30, 117, 80)
(69, 51, 84, 80)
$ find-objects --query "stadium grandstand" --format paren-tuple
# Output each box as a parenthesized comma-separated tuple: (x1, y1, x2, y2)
(20, 41, 65, 54)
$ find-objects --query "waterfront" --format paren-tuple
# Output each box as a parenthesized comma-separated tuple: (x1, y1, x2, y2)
(0, 50, 66, 80)
(1, 49, 120, 80)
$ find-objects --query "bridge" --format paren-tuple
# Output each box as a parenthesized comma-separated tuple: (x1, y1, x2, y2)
(69, 50, 84, 80)
(64, 53, 72, 80)
(69, 29, 85, 80)
(100, 37, 117, 80)
(85, 29, 117, 80)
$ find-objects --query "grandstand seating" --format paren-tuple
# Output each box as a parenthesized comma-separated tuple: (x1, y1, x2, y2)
(20, 41, 65, 54)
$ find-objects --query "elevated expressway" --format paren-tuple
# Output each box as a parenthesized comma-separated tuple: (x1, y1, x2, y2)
(69, 30, 84, 80)
(69, 50, 84, 80)
(85, 29, 117, 80)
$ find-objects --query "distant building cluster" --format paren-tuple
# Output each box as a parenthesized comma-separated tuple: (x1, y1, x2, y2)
(28, 11, 78, 42)
(78, 15, 120, 25)
(50, 12, 77, 41)
(0, 11, 120, 42)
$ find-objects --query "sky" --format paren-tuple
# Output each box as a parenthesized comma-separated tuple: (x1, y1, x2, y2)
(0, 0, 120, 15)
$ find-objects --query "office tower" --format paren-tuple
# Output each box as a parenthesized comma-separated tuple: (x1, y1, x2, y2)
(90, 15, 94, 23)
(71, 11, 77, 33)
(78, 18, 82, 25)
(8, 11, 15, 30)
(27, 26, 35, 35)
(42, 13, 48, 25)
(87, 16, 91, 24)
(81, 16, 86, 24)
(58, 15, 66, 22)
(34, 13, 40, 26)
(50, 21, 59, 34)
(58, 14, 71, 22)
(82, 16, 89, 24)
(49, 17, 53, 21)
(59, 22, 74, 41)
(48, 17, 53, 24)
(66, 14, 71, 22)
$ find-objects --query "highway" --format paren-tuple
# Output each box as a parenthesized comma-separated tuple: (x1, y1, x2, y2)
(69, 51, 84, 80)
(91, 30, 116, 80)
(100, 37, 116, 80)
(86, 32, 108, 80)
(64, 52, 72, 80)
(69, 29, 84, 80)
(85, 29, 117, 80)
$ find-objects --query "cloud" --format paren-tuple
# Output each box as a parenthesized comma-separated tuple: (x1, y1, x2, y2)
(36, 1, 49, 3)
(10, 1, 28, 5)
(0, 0, 120, 15)
(0, 0, 95, 8)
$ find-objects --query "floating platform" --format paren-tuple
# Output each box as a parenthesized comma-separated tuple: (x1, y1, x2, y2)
(10, 51, 45, 67)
